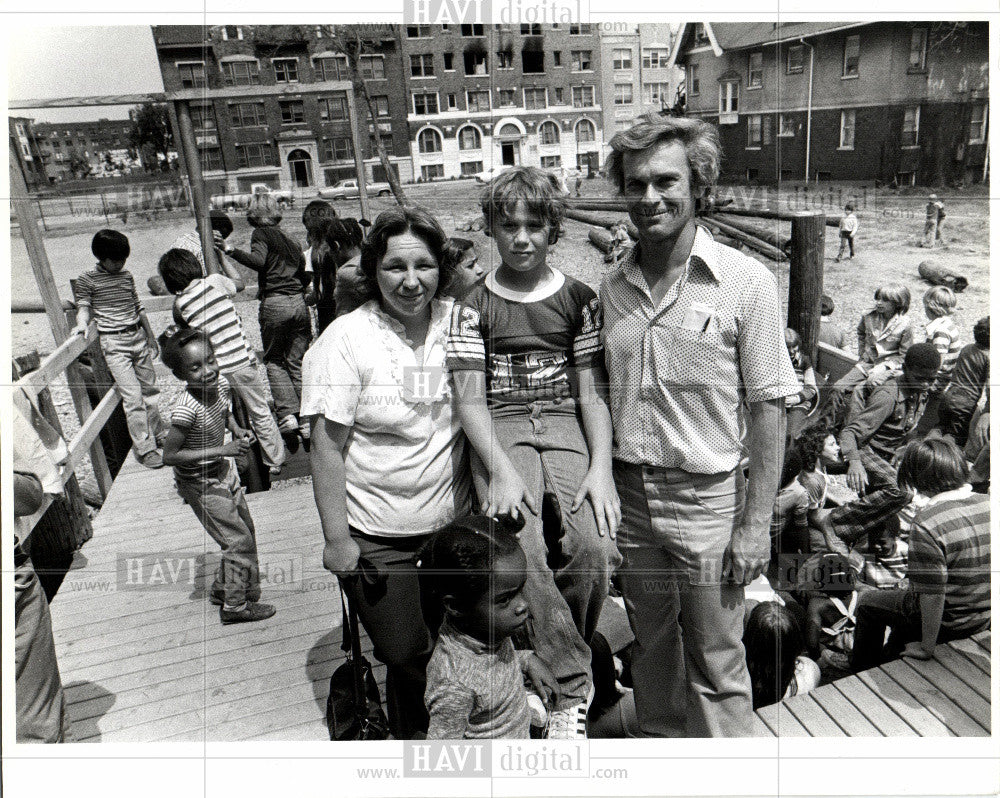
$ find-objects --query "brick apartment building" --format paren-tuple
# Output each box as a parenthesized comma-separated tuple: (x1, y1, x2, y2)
(400, 23, 604, 180)
(33, 118, 138, 181)
(151, 24, 413, 193)
(9, 117, 49, 189)
(670, 22, 989, 185)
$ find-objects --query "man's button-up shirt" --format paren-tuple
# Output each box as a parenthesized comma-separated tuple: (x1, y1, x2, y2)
(600, 225, 798, 474)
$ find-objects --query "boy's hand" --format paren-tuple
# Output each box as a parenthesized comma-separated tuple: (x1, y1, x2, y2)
(212, 230, 228, 251)
(571, 465, 621, 539)
(222, 438, 251, 458)
(483, 464, 538, 520)
(233, 427, 256, 445)
(304, 289, 317, 306)
(522, 653, 561, 708)
(146, 334, 160, 359)
(71, 322, 89, 338)
(323, 537, 361, 577)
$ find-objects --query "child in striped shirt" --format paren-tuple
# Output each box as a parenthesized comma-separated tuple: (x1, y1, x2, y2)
(72, 230, 166, 468)
(159, 328, 276, 625)
(158, 248, 286, 475)
(922, 286, 962, 389)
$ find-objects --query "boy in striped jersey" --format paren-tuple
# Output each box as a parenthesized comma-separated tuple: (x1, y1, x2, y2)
(72, 230, 166, 468)
(159, 248, 286, 475)
(922, 286, 963, 389)
(159, 328, 276, 625)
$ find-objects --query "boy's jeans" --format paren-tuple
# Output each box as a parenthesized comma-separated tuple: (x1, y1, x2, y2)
(225, 362, 286, 469)
(100, 328, 165, 456)
(471, 398, 622, 710)
(259, 295, 311, 423)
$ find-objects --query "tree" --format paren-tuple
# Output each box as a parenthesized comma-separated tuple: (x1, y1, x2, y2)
(129, 102, 173, 173)
(67, 148, 91, 179)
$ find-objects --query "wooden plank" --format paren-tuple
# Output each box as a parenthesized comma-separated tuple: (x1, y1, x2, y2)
(806, 683, 881, 736)
(833, 677, 917, 736)
(972, 630, 990, 650)
(934, 645, 992, 701)
(749, 712, 776, 737)
(901, 657, 991, 732)
(755, 702, 810, 737)
(783, 692, 845, 736)
(16, 327, 93, 401)
(880, 659, 987, 737)
(67, 389, 122, 469)
(856, 668, 953, 736)
(948, 637, 992, 676)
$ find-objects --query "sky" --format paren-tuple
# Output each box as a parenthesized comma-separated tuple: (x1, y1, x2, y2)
(7, 25, 164, 122)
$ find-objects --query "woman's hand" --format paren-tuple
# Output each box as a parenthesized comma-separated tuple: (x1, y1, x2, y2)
(571, 464, 621, 539)
(522, 653, 561, 708)
(323, 537, 361, 577)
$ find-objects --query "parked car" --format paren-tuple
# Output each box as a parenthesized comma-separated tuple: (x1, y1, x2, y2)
(210, 183, 294, 211)
(318, 178, 392, 200)
(472, 165, 512, 184)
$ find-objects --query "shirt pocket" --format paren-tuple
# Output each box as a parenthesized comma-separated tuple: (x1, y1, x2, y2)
(648, 321, 725, 387)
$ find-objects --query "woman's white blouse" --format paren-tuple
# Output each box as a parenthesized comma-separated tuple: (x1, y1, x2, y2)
(300, 299, 471, 537)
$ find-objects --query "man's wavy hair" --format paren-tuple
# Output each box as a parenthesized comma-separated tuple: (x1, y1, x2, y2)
(606, 113, 722, 197)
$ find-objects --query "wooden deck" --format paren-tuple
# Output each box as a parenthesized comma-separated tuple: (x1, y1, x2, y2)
(49, 456, 991, 741)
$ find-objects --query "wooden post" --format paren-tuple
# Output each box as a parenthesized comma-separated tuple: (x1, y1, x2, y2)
(345, 88, 372, 222)
(174, 99, 222, 275)
(788, 211, 826, 364)
(36, 198, 48, 231)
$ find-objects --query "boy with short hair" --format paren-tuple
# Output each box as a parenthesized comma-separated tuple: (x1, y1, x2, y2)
(447, 167, 621, 739)
(72, 229, 166, 468)
(835, 202, 858, 261)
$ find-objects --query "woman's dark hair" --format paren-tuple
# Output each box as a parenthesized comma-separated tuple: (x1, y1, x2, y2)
(302, 200, 337, 246)
(743, 601, 805, 710)
(325, 218, 365, 264)
(158, 326, 210, 377)
(792, 424, 832, 472)
(779, 445, 806, 490)
(416, 516, 523, 615)
(91, 229, 130, 261)
(358, 205, 455, 303)
(158, 248, 204, 294)
(210, 210, 234, 240)
(896, 437, 969, 495)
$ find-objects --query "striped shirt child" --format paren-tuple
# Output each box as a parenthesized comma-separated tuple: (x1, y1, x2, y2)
(925, 315, 963, 388)
(171, 376, 231, 478)
(73, 269, 143, 333)
(174, 274, 253, 374)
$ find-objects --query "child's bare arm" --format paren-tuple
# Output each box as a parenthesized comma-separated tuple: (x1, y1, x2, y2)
(139, 310, 159, 358)
(903, 593, 945, 659)
(161, 425, 245, 466)
(572, 364, 620, 538)
(72, 306, 92, 336)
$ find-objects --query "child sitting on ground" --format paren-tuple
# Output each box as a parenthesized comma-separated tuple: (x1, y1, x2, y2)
(417, 516, 559, 739)
(159, 328, 276, 625)
(923, 286, 962, 387)
(784, 328, 819, 439)
(72, 230, 167, 468)
(818, 294, 848, 352)
(937, 317, 988, 447)
(857, 514, 908, 590)
(743, 601, 821, 709)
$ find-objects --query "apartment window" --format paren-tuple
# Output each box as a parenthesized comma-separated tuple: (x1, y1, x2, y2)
(235, 143, 271, 169)
(279, 100, 305, 124)
(466, 90, 490, 112)
(458, 126, 482, 150)
(642, 48, 669, 69)
(719, 80, 739, 114)
(763, 116, 773, 145)
(359, 55, 385, 80)
(540, 155, 562, 168)
(525, 88, 547, 110)
(685, 65, 699, 96)
(969, 103, 987, 143)
(778, 113, 795, 137)
(461, 161, 484, 176)
(229, 102, 266, 128)
(902, 106, 920, 147)
(273, 58, 299, 83)
(575, 119, 596, 143)
(421, 164, 445, 180)
(909, 28, 928, 72)
(553, 51, 562, 67)
(522, 50, 544, 73)
(693, 24, 709, 44)
(371, 96, 390, 117)
(319, 95, 348, 122)
(461, 24, 484, 36)
(413, 92, 439, 115)
(839, 109, 856, 149)
(447, 93, 458, 110)
(520, 24, 541, 35)
(787, 44, 804, 74)
(539, 121, 560, 145)
(418, 128, 442, 154)
(323, 137, 353, 161)
(569, 24, 592, 35)
(614, 84, 634, 105)
(613, 48, 632, 70)
(221, 26, 243, 41)
(572, 86, 595, 108)
(571, 50, 592, 71)
(496, 51, 513, 69)
(643, 82, 670, 105)
(177, 62, 206, 89)
(553, 87, 564, 104)
(748, 52, 763, 89)
(497, 89, 517, 107)
(199, 148, 223, 171)
(843, 35, 860, 78)
(406, 25, 432, 38)
(315, 56, 348, 81)
(190, 105, 216, 130)
(747, 115, 762, 148)
(444, 52, 455, 70)
(222, 61, 260, 86)
(410, 54, 434, 77)
(464, 51, 488, 76)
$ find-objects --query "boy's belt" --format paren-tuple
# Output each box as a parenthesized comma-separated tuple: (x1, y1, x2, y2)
(103, 322, 143, 334)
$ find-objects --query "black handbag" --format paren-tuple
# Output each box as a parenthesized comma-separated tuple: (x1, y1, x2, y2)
(325, 582, 389, 741)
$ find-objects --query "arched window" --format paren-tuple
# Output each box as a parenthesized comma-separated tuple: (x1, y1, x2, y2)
(458, 126, 481, 150)
(539, 121, 560, 146)
(418, 128, 442, 154)
(575, 119, 596, 143)
(498, 123, 521, 138)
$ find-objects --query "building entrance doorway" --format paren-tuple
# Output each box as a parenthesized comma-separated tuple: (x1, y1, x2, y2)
(287, 149, 313, 188)
(501, 142, 520, 166)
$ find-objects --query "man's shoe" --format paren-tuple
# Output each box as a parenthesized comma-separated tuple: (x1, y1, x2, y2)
(278, 415, 299, 434)
(220, 602, 276, 625)
(210, 589, 260, 606)
(137, 449, 164, 469)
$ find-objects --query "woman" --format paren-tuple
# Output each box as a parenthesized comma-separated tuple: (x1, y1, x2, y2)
(301, 206, 470, 739)
(225, 194, 311, 443)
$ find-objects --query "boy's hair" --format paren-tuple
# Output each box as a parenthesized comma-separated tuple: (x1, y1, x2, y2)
(158, 326, 211, 378)
(416, 516, 523, 612)
(896, 438, 969, 495)
(820, 294, 835, 316)
(606, 113, 722, 196)
(158, 248, 204, 294)
(973, 317, 989, 348)
(923, 285, 957, 319)
(210, 210, 234, 239)
(480, 166, 565, 237)
(302, 200, 337, 242)
(792, 424, 832, 471)
(844, 202, 855, 212)
(874, 284, 911, 315)
(91, 229, 130, 261)
(797, 470, 826, 505)
(784, 328, 801, 348)
(246, 194, 282, 227)
(743, 601, 805, 710)
(903, 342, 941, 372)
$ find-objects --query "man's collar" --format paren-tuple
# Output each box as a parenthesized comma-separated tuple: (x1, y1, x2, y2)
(625, 225, 723, 283)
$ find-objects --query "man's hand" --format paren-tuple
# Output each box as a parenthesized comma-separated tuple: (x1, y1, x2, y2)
(221, 438, 251, 458)
(571, 464, 621, 539)
(721, 524, 770, 586)
(323, 537, 361, 577)
(482, 464, 538, 520)
(846, 459, 869, 494)
(901, 641, 933, 660)
(522, 653, 561, 708)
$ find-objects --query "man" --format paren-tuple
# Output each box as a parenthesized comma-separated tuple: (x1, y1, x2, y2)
(814, 343, 941, 552)
(601, 114, 798, 737)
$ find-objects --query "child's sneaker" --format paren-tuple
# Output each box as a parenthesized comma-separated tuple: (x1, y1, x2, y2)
(137, 449, 164, 469)
(220, 602, 276, 625)
(546, 701, 588, 739)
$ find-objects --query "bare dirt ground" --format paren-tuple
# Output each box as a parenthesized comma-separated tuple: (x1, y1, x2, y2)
(10, 177, 990, 499)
